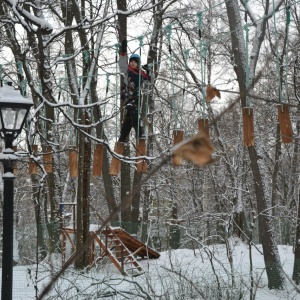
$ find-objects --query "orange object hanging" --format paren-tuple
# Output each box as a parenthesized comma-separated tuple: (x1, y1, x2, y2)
(109, 142, 124, 176)
(172, 130, 184, 166)
(69, 147, 78, 177)
(206, 85, 221, 102)
(242, 107, 255, 147)
(172, 130, 215, 166)
(43, 146, 53, 173)
(136, 139, 147, 173)
(198, 118, 210, 140)
(29, 145, 38, 175)
(92, 144, 104, 176)
(277, 104, 293, 144)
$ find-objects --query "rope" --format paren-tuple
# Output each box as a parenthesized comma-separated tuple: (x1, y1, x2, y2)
(101, 73, 110, 138)
(181, 49, 190, 129)
(166, 24, 177, 129)
(16, 61, 27, 96)
(197, 12, 207, 119)
(75, 76, 81, 144)
(145, 63, 152, 138)
(272, 0, 283, 105)
(284, 4, 291, 103)
(244, 0, 250, 111)
(201, 42, 208, 117)
(137, 35, 144, 143)
(115, 43, 120, 141)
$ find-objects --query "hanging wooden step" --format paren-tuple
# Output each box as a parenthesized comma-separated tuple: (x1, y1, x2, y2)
(109, 142, 124, 176)
(136, 139, 147, 173)
(69, 147, 78, 177)
(278, 104, 293, 144)
(172, 130, 184, 166)
(198, 118, 210, 140)
(92, 144, 103, 176)
(43, 145, 53, 173)
(29, 144, 38, 175)
(242, 107, 255, 147)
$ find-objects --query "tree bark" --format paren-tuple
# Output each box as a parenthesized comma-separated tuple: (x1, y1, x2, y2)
(292, 117, 300, 283)
(226, 0, 284, 289)
(117, 0, 132, 230)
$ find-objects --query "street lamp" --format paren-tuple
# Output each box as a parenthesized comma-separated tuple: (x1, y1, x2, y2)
(0, 82, 33, 300)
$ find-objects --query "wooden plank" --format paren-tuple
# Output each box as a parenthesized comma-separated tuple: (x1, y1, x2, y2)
(93, 232, 124, 273)
(69, 148, 78, 177)
(92, 144, 103, 176)
(172, 130, 184, 166)
(109, 142, 124, 176)
(43, 145, 53, 173)
(63, 228, 76, 234)
(198, 119, 209, 140)
(29, 145, 38, 175)
(278, 104, 293, 143)
(64, 231, 76, 250)
(242, 107, 255, 147)
(103, 228, 160, 259)
(131, 246, 146, 257)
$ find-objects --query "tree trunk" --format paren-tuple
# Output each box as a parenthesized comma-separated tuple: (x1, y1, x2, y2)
(75, 111, 85, 269)
(82, 111, 91, 266)
(117, 0, 133, 231)
(142, 0, 164, 237)
(226, 0, 284, 289)
(131, 171, 142, 234)
(292, 119, 300, 283)
(32, 174, 47, 260)
(39, 32, 60, 253)
(91, 80, 118, 221)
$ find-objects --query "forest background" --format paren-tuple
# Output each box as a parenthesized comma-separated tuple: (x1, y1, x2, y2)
(1, 0, 300, 299)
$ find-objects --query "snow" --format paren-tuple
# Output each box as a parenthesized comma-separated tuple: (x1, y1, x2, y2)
(2, 172, 15, 179)
(0, 85, 33, 105)
(1, 241, 299, 299)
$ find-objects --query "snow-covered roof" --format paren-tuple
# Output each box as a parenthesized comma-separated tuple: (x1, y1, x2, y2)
(0, 85, 33, 105)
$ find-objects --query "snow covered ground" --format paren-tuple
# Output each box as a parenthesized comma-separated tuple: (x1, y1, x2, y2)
(2, 240, 300, 299)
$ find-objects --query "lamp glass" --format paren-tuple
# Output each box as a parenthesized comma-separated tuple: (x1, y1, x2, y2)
(2, 107, 27, 130)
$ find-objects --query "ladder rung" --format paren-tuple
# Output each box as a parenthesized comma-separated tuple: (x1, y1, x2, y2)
(116, 257, 129, 260)
(125, 267, 141, 271)
(111, 249, 127, 254)
(125, 261, 136, 264)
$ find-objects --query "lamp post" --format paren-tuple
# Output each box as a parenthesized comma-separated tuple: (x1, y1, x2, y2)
(0, 83, 33, 300)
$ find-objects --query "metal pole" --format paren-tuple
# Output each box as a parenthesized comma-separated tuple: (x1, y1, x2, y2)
(1, 137, 15, 300)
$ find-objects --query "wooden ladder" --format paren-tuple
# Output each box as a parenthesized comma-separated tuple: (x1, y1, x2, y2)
(91, 228, 143, 276)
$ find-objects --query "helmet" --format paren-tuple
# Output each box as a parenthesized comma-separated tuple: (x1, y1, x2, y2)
(129, 53, 140, 63)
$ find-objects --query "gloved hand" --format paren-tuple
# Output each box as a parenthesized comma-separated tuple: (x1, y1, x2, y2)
(142, 64, 150, 75)
(121, 86, 128, 101)
(121, 39, 127, 53)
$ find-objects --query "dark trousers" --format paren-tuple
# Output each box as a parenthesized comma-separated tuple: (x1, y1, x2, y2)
(118, 107, 144, 142)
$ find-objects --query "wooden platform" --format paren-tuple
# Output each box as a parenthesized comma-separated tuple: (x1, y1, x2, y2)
(102, 227, 160, 259)
(61, 225, 160, 276)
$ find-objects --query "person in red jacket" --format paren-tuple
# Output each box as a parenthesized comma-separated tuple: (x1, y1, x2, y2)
(118, 39, 151, 143)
